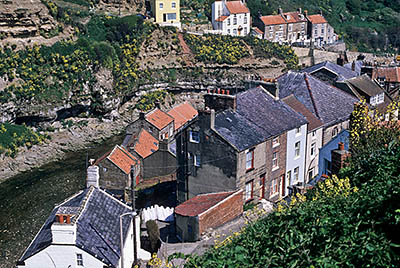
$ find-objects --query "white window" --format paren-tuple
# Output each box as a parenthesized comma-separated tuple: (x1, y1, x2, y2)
(244, 27, 247, 35)
(189, 130, 200, 143)
(310, 142, 316, 157)
(272, 152, 278, 168)
(377, 93, 384, 104)
(246, 150, 254, 170)
(227, 18, 230, 26)
(194, 153, 201, 167)
(167, 13, 176, 20)
(269, 26, 273, 31)
(280, 25, 283, 30)
(269, 32, 273, 38)
(245, 180, 253, 200)
(308, 168, 314, 181)
(171, 2, 176, 8)
(295, 127, 301, 135)
(77, 253, 83, 266)
(159, 2, 163, 9)
(294, 167, 299, 182)
(227, 29, 231, 34)
(272, 137, 280, 147)
(321, 26, 324, 34)
(295, 141, 300, 157)
(244, 14, 247, 24)
(287, 171, 292, 186)
(288, 33, 292, 40)
(233, 15, 237, 25)
(332, 127, 338, 137)
(233, 29, 237, 35)
(270, 178, 279, 196)
(288, 24, 292, 31)
(301, 24, 305, 31)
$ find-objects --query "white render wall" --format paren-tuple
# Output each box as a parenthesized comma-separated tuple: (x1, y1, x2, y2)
(285, 124, 307, 196)
(304, 127, 323, 183)
(19, 245, 105, 268)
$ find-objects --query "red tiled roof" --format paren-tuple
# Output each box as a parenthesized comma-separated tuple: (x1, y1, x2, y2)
(307, 14, 327, 24)
(175, 191, 236, 217)
(215, 15, 229, 22)
(145, 108, 174, 130)
(260, 15, 286, 26)
(282, 12, 306, 23)
(253, 27, 263, 35)
(134, 129, 159, 159)
(372, 67, 400, 83)
(282, 95, 323, 131)
(95, 145, 138, 174)
(225, 1, 249, 14)
(168, 102, 198, 131)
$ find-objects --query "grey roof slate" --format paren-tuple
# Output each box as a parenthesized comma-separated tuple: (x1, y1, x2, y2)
(20, 187, 132, 267)
(277, 71, 358, 126)
(344, 60, 363, 75)
(214, 87, 307, 151)
(302, 61, 358, 81)
(346, 74, 383, 97)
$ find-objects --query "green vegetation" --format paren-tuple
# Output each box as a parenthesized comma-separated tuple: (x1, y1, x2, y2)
(171, 101, 400, 267)
(135, 90, 169, 112)
(0, 123, 47, 157)
(248, 0, 400, 52)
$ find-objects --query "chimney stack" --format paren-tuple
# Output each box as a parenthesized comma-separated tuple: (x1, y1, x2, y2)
(298, 7, 302, 14)
(331, 142, 350, 175)
(87, 164, 99, 188)
(139, 112, 145, 120)
(204, 90, 237, 112)
(278, 7, 283, 14)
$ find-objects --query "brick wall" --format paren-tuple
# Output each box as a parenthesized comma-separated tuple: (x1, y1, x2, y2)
(198, 191, 243, 235)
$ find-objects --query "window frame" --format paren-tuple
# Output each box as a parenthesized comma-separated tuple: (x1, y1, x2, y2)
(194, 153, 201, 167)
(77, 253, 83, 266)
(310, 142, 316, 157)
(246, 149, 254, 171)
(245, 180, 254, 201)
(294, 167, 299, 182)
(189, 130, 200, 143)
(294, 141, 300, 158)
(233, 14, 237, 25)
(295, 127, 301, 135)
(270, 177, 279, 197)
(244, 14, 247, 24)
(272, 137, 280, 147)
(171, 1, 176, 8)
(159, 2, 163, 9)
(272, 152, 278, 169)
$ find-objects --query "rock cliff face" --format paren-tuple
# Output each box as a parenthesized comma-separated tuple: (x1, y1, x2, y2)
(0, 0, 57, 39)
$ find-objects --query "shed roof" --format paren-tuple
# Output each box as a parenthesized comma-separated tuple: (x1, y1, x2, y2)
(225, 1, 249, 14)
(168, 102, 198, 131)
(260, 15, 286, 25)
(134, 129, 159, 159)
(175, 191, 236, 217)
(19, 187, 133, 267)
(145, 108, 174, 130)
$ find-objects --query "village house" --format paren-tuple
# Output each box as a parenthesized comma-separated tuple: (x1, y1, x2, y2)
(258, 14, 287, 42)
(176, 87, 308, 205)
(370, 66, 400, 98)
(149, 0, 181, 28)
(211, 0, 251, 36)
(306, 12, 337, 47)
(16, 185, 151, 268)
(92, 145, 140, 202)
(175, 190, 243, 242)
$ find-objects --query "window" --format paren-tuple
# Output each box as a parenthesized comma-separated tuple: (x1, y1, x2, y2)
(314, 28, 318, 35)
(103, 167, 108, 172)
(244, 14, 247, 24)
(332, 127, 338, 137)
(245, 180, 253, 200)
(246, 149, 254, 170)
(295, 127, 301, 135)
(287, 171, 292, 186)
(270, 178, 279, 196)
(159, 2, 163, 9)
(272, 137, 280, 147)
(269, 26, 273, 31)
(233, 15, 237, 25)
(189, 131, 200, 143)
(288, 33, 292, 40)
(269, 32, 273, 38)
(321, 26, 324, 34)
(171, 2, 176, 8)
(288, 24, 292, 31)
(279, 25, 283, 30)
(308, 168, 314, 181)
(227, 18, 231, 25)
(233, 29, 237, 35)
(272, 152, 278, 168)
(167, 13, 176, 20)
(294, 167, 299, 182)
(301, 23, 305, 31)
(378, 93, 384, 104)
(295, 141, 300, 157)
(244, 27, 247, 35)
(312, 130, 316, 139)
(77, 253, 83, 266)
(310, 142, 316, 157)
(227, 29, 231, 34)
(324, 159, 331, 176)
(169, 126, 173, 138)
(194, 153, 201, 167)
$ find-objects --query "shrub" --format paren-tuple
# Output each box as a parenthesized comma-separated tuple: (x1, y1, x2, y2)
(146, 220, 160, 253)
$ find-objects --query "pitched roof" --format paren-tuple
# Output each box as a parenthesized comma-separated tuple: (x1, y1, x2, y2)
(302, 61, 358, 82)
(134, 129, 159, 159)
(215, 15, 229, 22)
(282, 95, 323, 131)
(225, 1, 249, 14)
(175, 191, 236, 217)
(19, 187, 132, 267)
(282, 12, 307, 23)
(214, 87, 307, 151)
(277, 71, 358, 126)
(168, 102, 198, 131)
(145, 108, 174, 130)
(95, 145, 139, 174)
(344, 60, 363, 75)
(260, 15, 287, 25)
(346, 74, 384, 97)
(371, 66, 400, 83)
(307, 14, 328, 24)
(253, 27, 264, 35)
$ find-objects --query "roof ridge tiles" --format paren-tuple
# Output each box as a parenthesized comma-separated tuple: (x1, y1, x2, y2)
(304, 73, 321, 119)
(73, 186, 95, 224)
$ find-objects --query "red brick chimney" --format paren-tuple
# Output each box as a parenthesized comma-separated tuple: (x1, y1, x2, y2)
(331, 142, 350, 175)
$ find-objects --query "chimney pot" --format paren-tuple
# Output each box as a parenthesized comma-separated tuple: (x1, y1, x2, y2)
(217, 89, 221, 94)
(207, 89, 211, 94)
(226, 90, 230, 95)
(338, 142, 344, 151)
(222, 89, 225, 94)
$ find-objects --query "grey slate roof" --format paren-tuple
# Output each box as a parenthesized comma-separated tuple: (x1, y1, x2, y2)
(214, 87, 307, 151)
(20, 187, 132, 267)
(344, 60, 363, 75)
(346, 74, 383, 97)
(302, 61, 358, 81)
(277, 71, 358, 126)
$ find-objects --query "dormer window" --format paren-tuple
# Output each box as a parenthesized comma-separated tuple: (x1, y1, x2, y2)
(286, 15, 291, 20)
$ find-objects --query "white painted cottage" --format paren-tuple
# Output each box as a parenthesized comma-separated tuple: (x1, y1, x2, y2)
(17, 185, 151, 268)
(211, 0, 251, 36)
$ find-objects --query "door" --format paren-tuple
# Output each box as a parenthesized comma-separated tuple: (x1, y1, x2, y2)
(163, 13, 167, 22)
(260, 175, 265, 199)
(281, 174, 285, 197)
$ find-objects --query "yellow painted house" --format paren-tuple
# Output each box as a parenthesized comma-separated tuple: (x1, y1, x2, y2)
(150, 0, 181, 28)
